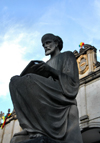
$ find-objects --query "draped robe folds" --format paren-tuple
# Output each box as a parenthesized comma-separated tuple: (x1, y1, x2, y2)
(9, 51, 83, 143)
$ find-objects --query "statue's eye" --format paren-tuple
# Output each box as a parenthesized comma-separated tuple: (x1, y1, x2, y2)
(46, 41, 52, 44)
(42, 41, 52, 47)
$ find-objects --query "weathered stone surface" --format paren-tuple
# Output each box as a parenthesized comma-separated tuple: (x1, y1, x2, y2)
(77, 77, 100, 130)
(0, 128, 4, 143)
(2, 121, 14, 143)
(77, 85, 87, 118)
(86, 78, 100, 120)
(75, 44, 100, 131)
(12, 120, 21, 136)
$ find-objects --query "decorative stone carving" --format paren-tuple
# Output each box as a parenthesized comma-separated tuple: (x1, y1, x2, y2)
(77, 55, 89, 75)
(74, 44, 100, 79)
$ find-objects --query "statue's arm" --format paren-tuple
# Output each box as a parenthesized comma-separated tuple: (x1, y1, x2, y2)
(29, 62, 60, 78)
(58, 51, 79, 99)
(20, 60, 43, 76)
(36, 51, 79, 98)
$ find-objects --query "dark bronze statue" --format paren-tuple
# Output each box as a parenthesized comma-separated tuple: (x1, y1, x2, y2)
(9, 34, 83, 143)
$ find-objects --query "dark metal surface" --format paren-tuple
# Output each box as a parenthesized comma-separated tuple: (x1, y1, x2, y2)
(9, 34, 83, 143)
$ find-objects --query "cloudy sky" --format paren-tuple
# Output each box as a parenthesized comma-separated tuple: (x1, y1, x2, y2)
(0, 0, 100, 114)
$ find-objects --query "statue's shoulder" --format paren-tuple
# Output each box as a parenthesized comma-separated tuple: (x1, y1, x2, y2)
(60, 51, 75, 58)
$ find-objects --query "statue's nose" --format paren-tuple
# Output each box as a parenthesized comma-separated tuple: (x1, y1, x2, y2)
(44, 44, 48, 50)
(44, 43, 47, 48)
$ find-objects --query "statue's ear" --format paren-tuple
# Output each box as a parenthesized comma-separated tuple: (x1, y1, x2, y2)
(55, 41, 58, 47)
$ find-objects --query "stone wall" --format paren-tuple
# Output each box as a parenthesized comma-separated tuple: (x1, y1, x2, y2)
(77, 76, 100, 130)
(74, 44, 100, 132)
(0, 120, 21, 143)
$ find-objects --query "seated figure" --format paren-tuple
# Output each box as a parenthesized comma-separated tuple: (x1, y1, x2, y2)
(9, 33, 83, 143)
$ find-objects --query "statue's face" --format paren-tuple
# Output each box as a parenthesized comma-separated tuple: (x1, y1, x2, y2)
(43, 40, 57, 56)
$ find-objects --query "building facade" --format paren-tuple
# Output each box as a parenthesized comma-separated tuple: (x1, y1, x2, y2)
(74, 44, 100, 143)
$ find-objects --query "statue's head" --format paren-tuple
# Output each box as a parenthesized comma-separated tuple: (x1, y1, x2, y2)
(41, 33, 63, 51)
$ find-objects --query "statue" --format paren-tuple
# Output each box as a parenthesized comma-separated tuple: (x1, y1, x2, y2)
(9, 33, 83, 143)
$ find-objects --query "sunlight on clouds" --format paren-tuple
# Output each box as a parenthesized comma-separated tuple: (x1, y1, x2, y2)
(42, 56, 50, 62)
(0, 27, 40, 97)
(0, 41, 28, 97)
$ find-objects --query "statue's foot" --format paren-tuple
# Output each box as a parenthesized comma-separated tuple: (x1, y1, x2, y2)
(14, 130, 28, 136)
(10, 130, 29, 143)
(10, 135, 29, 143)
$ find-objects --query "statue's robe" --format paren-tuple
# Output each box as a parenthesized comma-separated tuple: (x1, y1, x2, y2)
(9, 51, 83, 143)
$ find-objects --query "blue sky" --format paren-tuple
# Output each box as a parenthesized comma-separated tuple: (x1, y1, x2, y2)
(0, 0, 100, 115)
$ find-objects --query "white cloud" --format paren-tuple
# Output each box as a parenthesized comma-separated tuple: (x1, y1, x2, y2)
(42, 56, 50, 62)
(0, 38, 27, 97)
(0, 25, 41, 97)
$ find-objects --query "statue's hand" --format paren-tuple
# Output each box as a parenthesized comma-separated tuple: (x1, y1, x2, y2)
(31, 62, 51, 77)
